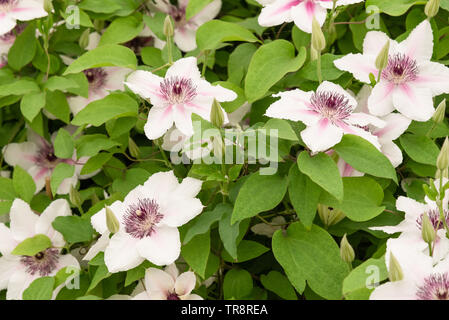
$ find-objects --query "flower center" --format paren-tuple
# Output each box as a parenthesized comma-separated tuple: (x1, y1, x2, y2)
(124, 198, 164, 239)
(125, 36, 154, 54)
(83, 68, 107, 91)
(416, 209, 449, 231)
(169, 5, 186, 26)
(0, 0, 16, 11)
(34, 141, 63, 169)
(166, 292, 180, 300)
(310, 91, 352, 124)
(20, 248, 60, 276)
(417, 273, 449, 300)
(160, 76, 197, 105)
(382, 53, 418, 84)
(0, 24, 24, 43)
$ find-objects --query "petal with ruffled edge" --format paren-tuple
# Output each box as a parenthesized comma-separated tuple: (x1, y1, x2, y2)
(258, 0, 299, 27)
(398, 20, 433, 63)
(141, 171, 180, 202)
(124, 70, 166, 106)
(374, 113, 411, 142)
(35, 199, 71, 248)
(392, 84, 434, 122)
(9, 199, 38, 242)
(165, 57, 201, 83)
(104, 231, 144, 273)
(136, 226, 180, 266)
(415, 61, 449, 96)
(301, 119, 344, 153)
(144, 106, 175, 140)
(160, 196, 203, 227)
(291, 0, 327, 34)
(367, 81, 395, 117)
(174, 177, 203, 198)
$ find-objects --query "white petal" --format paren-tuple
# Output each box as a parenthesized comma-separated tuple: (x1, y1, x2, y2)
(144, 106, 175, 140)
(0, 224, 17, 255)
(27, 165, 48, 193)
(196, 80, 237, 102)
(67, 96, 90, 116)
(375, 113, 411, 142)
(354, 85, 372, 113)
(86, 32, 101, 51)
(347, 113, 386, 128)
(173, 26, 198, 52)
(9, 0, 48, 21)
(56, 175, 78, 195)
(160, 196, 204, 227)
(104, 232, 144, 273)
(136, 226, 180, 266)
(0, 255, 20, 290)
(175, 271, 196, 296)
(56, 253, 80, 273)
(317, 81, 357, 108)
(35, 199, 71, 247)
(162, 127, 189, 152)
(257, 0, 297, 27)
(301, 120, 344, 153)
(83, 232, 110, 261)
(9, 199, 38, 242)
(173, 104, 194, 136)
(362, 31, 392, 56)
(103, 67, 131, 91)
(333, 54, 377, 84)
(174, 177, 203, 198)
(132, 291, 151, 300)
(396, 196, 429, 221)
(367, 81, 395, 117)
(164, 263, 179, 280)
(142, 171, 179, 200)
(124, 70, 165, 105)
(2, 142, 39, 170)
(291, 1, 327, 34)
(0, 15, 17, 36)
(190, 0, 221, 25)
(145, 267, 175, 296)
(398, 19, 433, 63)
(415, 61, 449, 96)
(165, 57, 201, 83)
(381, 141, 403, 168)
(392, 84, 434, 122)
(183, 293, 203, 300)
(370, 280, 417, 300)
(6, 269, 35, 300)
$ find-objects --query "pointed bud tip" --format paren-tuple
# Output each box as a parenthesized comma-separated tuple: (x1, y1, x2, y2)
(311, 17, 326, 52)
(388, 252, 404, 282)
(105, 206, 120, 234)
(340, 234, 355, 264)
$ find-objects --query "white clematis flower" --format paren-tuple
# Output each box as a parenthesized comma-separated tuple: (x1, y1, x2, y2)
(133, 264, 202, 300)
(89, 171, 204, 273)
(0, 0, 47, 36)
(334, 20, 449, 122)
(2, 128, 92, 195)
(0, 199, 80, 300)
(370, 239, 449, 300)
(148, 0, 221, 52)
(264, 81, 385, 153)
(256, 0, 364, 33)
(125, 57, 237, 140)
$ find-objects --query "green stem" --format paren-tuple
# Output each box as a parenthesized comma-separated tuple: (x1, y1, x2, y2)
(317, 52, 323, 84)
(166, 35, 173, 65)
(157, 144, 173, 169)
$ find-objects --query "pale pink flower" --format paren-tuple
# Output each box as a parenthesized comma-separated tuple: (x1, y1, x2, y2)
(0, 0, 47, 36)
(0, 199, 79, 300)
(334, 20, 449, 121)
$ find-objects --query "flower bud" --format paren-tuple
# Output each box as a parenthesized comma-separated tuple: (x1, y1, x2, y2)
(105, 206, 120, 234)
(432, 99, 446, 124)
(340, 234, 355, 264)
(311, 17, 326, 52)
(69, 185, 82, 208)
(211, 99, 225, 128)
(79, 28, 90, 50)
(388, 252, 404, 282)
(318, 204, 345, 228)
(436, 137, 449, 171)
(421, 212, 436, 244)
(425, 0, 440, 19)
(128, 137, 140, 159)
(44, 0, 53, 13)
(163, 15, 174, 38)
(375, 40, 390, 71)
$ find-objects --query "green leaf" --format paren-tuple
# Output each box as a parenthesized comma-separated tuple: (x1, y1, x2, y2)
(185, 0, 214, 20)
(297, 151, 343, 201)
(181, 231, 210, 278)
(0, 79, 39, 97)
(262, 119, 299, 141)
(44, 76, 80, 92)
(272, 222, 349, 299)
(231, 172, 288, 224)
(7, 23, 37, 71)
(366, 0, 421, 16)
(0, 177, 17, 200)
(13, 166, 36, 203)
(320, 177, 385, 222)
(75, 134, 121, 158)
(184, 203, 228, 244)
(245, 40, 306, 102)
(223, 269, 253, 299)
(50, 163, 75, 196)
(63, 44, 137, 75)
(228, 43, 257, 86)
(288, 164, 321, 229)
(44, 90, 71, 124)
(111, 168, 151, 196)
(297, 54, 345, 81)
(88, 264, 111, 292)
(72, 93, 138, 127)
(52, 216, 95, 243)
(11, 234, 52, 256)
(54, 129, 74, 159)
(20, 92, 46, 122)
(80, 153, 113, 175)
(141, 47, 164, 67)
(196, 20, 259, 51)
(22, 277, 55, 300)
(99, 15, 144, 46)
(222, 240, 269, 263)
(260, 271, 297, 300)
(400, 133, 439, 166)
(334, 134, 398, 183)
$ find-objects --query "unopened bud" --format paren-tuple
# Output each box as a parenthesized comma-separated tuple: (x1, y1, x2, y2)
(128, 137, 140, 158)
(421, 212, 436, 244)
(79, 29, 90, 50)
(318, 204, 345, 228)
(375, 40, 390, 71)
(311, 17, 325, 52)
(436, 137, 449, 171)
(425, 0, 440, 19)
(163, 15, 174, 38)
(388, 252, 404, 282)
(69, 185, 82, 207)
(340, 234, 355, 264)
(105, 206, 120, 234)
(433, 99, 446, 124)
(44, 0, 53, 13)
(436, 168, 449, 179)
(211, 99, 225, 128)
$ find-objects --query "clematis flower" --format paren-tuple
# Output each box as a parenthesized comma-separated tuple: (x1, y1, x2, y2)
(371, 184, 449, 263)
(124, 26, 165, 54)
(124, 57, 237, 140)
(0, 199, 80, 300)
(334, 20, 449, 121)
(370, 239, 449, 300)
(256, 0, 364, 33)
(147, 0, 221, 52)
(264, 81, 384, 153)
(89, 171, 204, 273)
(0, 0, 47, 36)
(2, 128, 91, 195)
(133, 264, 202, 300)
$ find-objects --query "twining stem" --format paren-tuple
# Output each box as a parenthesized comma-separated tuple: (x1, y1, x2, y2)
(157, 144, 173, 169)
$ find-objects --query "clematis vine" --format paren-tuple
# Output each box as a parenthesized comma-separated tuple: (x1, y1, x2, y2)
(334, 20, 449, 121)
(124, 57, 237, 140)
(88, 171, 204, 273)
(264, 81, 385, 153)
(147, 0, 221, 52)
(133, 264, 202, 300)
(0, 0, 47, 36)
(0, 199, 79, 300)
(2, 128, 91, 195)
(256, 0, 364, 33)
